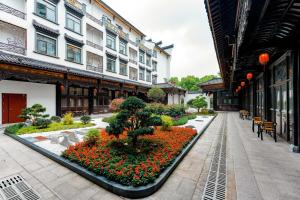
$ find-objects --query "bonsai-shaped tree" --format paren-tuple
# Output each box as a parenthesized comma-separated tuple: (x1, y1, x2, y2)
(192, 96, 208, 113)
(19, 104, 49, 126)
(147, 87, 166, 103)
(106, 97, 156, 146)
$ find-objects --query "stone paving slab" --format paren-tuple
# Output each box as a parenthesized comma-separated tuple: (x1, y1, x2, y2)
(227, 112, 300, 200)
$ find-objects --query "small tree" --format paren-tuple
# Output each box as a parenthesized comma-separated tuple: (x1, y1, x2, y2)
(19, 104, 49, 126)
(109, 98, 125, 112)
(192, 96, 208, 113)
(106, 97, 157, 147)
(147, 87, 166, 103)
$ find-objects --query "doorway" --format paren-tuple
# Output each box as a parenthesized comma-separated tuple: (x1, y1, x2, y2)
(2, 93, 27, 124)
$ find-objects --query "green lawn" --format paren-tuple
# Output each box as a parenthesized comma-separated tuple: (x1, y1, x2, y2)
(13, 122, 94, 135)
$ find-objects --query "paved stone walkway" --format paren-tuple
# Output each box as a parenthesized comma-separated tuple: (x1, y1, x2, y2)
(1, 113, 300, 199)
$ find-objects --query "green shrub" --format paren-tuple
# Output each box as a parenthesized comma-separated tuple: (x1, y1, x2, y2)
(146, 103, 185, 117)
(166, 105, 185, 117)
(208, 109, 215, 114)
(161, 115, 173, 131)
(102, 114, 117, 123)
(63, 112, 74, 125)
(84, 128, 100, 146)
(192, 96, 208, 112)
(200, 108, 209, 115)
(50, 116, 61, 123)
(172, 116, 188, 126)
(146, 103, 166, 115)
(187, 114, 197, 120)
(35, 118, 52, 129)
(5, 123, 24, 134)
(148, 115, 162, 126)
(80, 115, 91, 124)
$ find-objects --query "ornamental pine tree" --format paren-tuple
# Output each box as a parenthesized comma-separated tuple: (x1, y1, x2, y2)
(106, 97, 157, 147)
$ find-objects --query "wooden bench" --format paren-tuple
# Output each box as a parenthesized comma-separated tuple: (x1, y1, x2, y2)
(260, 121, 277, 142)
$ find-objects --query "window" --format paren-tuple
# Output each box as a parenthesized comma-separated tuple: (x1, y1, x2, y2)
(146, 55, 151, 66)
(36, 0, 56, 22)
(66, 44, 81, 63)
(139, 50, 145, 63)
(139, 67, 145, 80)
(119, 61, 127, 76)
(106, 33, 116, 50)
(129, 67, 138, 81)
(119, 40, 127, 55)
(152, 75, 157, 84)
(146, 70, 151, 82)
(152, 61, 157, 71)
(153, 50, 157, 58)
(36, 33, 57, 56)
(66, 13, 81, 34)
(107, 57, 116, 72)
(117, 24, 123, 30)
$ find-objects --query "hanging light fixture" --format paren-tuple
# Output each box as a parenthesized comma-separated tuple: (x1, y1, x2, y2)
(241, 81, 246, 87)
(259, 53, 269, 65)
(247, 72, 253, 81)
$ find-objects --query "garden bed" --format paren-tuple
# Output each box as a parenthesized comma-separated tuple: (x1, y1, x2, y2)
(4, 114, 216, 198)
(6, 122, 95, 135)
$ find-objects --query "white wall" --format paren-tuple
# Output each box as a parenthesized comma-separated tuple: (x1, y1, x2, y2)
(0, 80, 56, 124)
(184, 92, 212, 109)
(167, 94, 184, 105)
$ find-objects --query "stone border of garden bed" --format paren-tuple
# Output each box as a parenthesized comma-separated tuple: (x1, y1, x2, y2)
(4, 115, 216, 198)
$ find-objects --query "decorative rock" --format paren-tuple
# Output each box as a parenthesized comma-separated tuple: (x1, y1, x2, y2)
(68, 132, 79, 143)
(59, 135, 72, 147)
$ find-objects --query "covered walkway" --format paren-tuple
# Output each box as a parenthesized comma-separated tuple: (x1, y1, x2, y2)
(1, 113, 300, 199)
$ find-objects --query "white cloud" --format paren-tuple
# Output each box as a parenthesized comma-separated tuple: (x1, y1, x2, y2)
(103, 0, 219, 78)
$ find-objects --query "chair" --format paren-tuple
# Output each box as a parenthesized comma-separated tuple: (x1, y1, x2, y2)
(252, 117, 262, 132)
(260, 121, 277, 142)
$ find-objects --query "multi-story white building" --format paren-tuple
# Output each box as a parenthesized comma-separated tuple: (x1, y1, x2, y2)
(0, 0, 185, 124)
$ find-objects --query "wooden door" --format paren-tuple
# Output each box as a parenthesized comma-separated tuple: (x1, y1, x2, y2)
(2, 93, 27, 124)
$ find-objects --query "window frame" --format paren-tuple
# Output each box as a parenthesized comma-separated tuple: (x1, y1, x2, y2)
(35, 0, 57, 23)
(66, 43, 82, 64)
(139, 50, 145, 64)
(119, 61, 128, 76)
(106, 57, 116, 73)
(139, 67, 145, 81)
(106, 33, 116, 50)
(35, 32, 57, 57)
(66, 12, 82, 34)
(119, 40, 127, 55)
(146, 70, 151, 82)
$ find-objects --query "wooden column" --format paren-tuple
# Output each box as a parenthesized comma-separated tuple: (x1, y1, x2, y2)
(88, 87, 94, 115)
(293, 50, 300, 150)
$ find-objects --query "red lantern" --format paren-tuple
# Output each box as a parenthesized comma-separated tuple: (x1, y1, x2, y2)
(247, 73, 253, 81)
(60, 85, 65, 92)
(259, 53, 269, 65)
(241, 81, 246, 87)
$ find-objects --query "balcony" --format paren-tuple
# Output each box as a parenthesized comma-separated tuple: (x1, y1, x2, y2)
(65, 0, 84, 12)
(129, 59, 137, 65)
(0, 2, 26, 19)
(86, 52, 103, 73)
(0, 21, 26, 55)
(86, 24, 103, 51)
(86, 13, 103, 27)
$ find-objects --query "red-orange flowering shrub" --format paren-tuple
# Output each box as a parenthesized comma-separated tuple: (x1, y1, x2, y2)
(62, 127, 197, 187)
(109, 98, 125, 112)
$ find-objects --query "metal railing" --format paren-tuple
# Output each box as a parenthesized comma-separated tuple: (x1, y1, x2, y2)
(86, 13, 103, 26)
(0, 2, 26, 19)
(86, 40, 103, 51)
(87, 64, 103, 73)
(0, 42, 26, 55)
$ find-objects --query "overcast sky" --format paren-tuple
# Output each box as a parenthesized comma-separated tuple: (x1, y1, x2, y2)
(103, 0, 219, 78)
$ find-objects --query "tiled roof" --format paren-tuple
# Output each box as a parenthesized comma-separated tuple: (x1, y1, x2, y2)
(0, 51, 151, 88)
(154, 83, 186, 91)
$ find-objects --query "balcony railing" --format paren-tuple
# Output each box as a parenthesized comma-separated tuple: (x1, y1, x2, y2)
(87, 64, 103, 73)
(129, 59, 137, 65)
(129, 39, 138, 47)
(119, 30, 129, 41)
(86, 40, 103, 51)
(86, 13, 103, 26)
(129, 76, 138, 81)
(0, 2, 26, 19)
(65, 0, 84, 11)
(0, 42, 26, 55)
